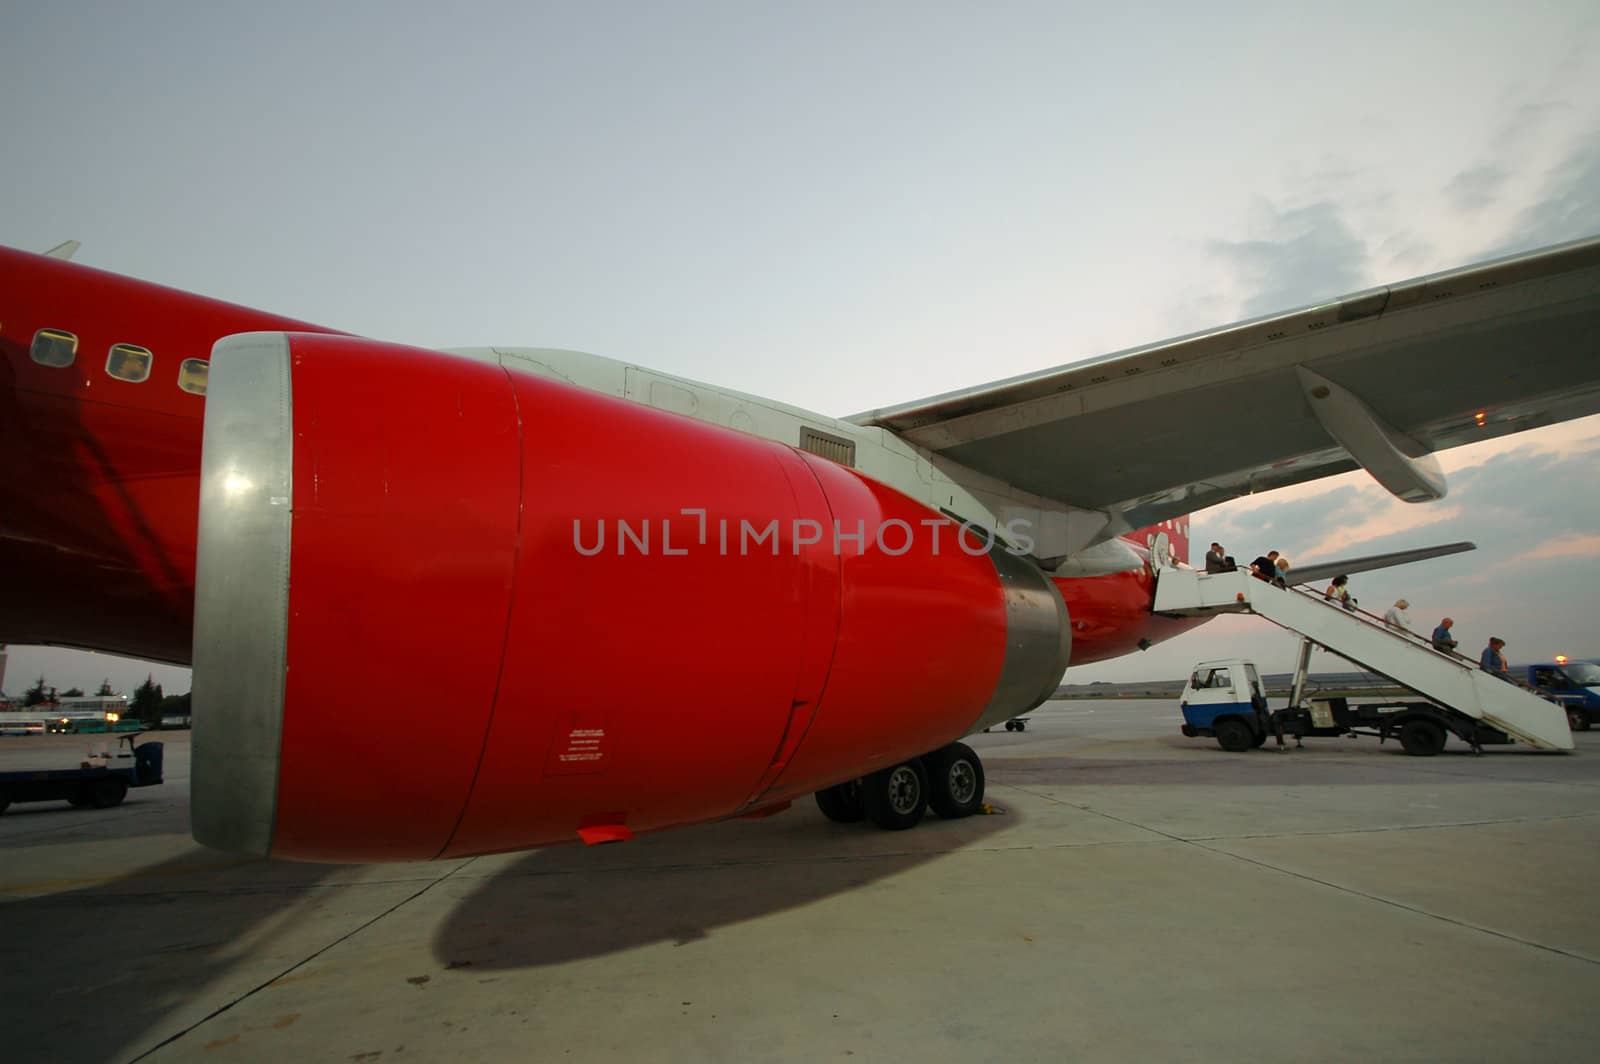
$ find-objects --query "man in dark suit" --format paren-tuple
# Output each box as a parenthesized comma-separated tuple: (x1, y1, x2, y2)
(1249, 550, 1279, 581)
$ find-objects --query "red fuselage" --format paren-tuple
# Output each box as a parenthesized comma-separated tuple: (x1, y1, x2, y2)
(0, 246, 1196, 669)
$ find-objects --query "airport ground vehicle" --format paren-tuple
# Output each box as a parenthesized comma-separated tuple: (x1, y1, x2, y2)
(981, 718, 1030, 733)
(0, 735, 164, 815)
(1526, 661, 1600, 731)
(1178, 657, 1515, 756)
(0, 716, 48, 737)
(54, 716, 144, 735)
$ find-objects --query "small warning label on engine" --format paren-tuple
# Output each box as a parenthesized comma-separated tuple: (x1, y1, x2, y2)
(547, 717, 610, 775)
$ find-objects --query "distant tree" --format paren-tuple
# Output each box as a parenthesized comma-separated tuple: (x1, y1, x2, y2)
(61, 687, 85, 698)
(24, 676, 49, 706)
(156, 692, 191, 718)
(131, 675, 163, 727)
(96, 679, 115, 697)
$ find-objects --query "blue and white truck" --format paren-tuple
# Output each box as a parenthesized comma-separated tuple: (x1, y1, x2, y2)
(1177, 656, 1518, 756)
(1526, 660, 1600, 732)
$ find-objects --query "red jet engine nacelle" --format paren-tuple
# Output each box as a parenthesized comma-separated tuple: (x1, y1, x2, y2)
(191, 333, 1070, 861)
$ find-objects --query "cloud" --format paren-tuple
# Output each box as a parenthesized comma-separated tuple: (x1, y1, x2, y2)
(1490, 100, 1569, 155)
(1375, 231, 1436, 272)
(1515, 531, 1600, 562)
(1487, 134, 1600, 255)
(1444, 164, 1509, 213)
(1294, 500, 1466, 560)
(1205, 201, 1368, 317)
(1201, 471, 1465, 567)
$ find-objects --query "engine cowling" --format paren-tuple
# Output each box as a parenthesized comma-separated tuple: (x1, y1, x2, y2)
(191, 332, 1069, 861)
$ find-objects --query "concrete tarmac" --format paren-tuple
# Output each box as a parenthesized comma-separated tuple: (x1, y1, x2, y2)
(3, 702, 1599, 1063)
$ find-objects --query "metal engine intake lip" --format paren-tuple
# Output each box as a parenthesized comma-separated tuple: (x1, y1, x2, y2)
(190, 332, 295, 856)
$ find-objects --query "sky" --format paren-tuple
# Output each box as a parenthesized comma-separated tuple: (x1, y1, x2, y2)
(2, 1, 1598, 694)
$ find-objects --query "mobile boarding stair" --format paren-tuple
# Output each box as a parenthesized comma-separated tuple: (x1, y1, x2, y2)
(1152, 569, 1574, 752)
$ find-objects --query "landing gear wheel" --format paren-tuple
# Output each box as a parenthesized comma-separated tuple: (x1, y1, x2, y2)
(814, 781, 865, 823)
(1214, 719, 1255, 752)
(1398, 719, 1447, 757)
(1567, 707, 1591, 732)
(88, 778, 128, 808)
(925, 742, 985, 819)
(861, 760, 929, 831)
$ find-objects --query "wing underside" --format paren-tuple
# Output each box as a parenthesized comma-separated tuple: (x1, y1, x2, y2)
(851, 236, 1600, 529)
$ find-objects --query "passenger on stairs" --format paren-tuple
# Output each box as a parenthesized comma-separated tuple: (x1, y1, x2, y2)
(1431, 617, 1459, 653)
(1383, 599, 1412, 632)
(1323, 574, 1357, 610)
(1480, 637, 1512, 681)
(1249, 550, 1279, 582)
(1205, 542, 1236, 573)
(1272, 556, 1292, 588)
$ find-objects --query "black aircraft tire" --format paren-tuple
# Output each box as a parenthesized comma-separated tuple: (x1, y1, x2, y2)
(925, 742, 986, 819)
(814, 781, 866, 823)
(861, 760, 930, 831)
(1215, 718, 1255, 752)
(1399, 719, 1447, 757)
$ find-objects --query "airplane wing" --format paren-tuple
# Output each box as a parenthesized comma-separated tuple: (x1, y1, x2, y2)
(850, 236, 1600, 531)
(1287, 541, 1476, 587)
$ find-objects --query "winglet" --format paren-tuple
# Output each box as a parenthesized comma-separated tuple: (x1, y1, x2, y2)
(43, 240, 81, 261)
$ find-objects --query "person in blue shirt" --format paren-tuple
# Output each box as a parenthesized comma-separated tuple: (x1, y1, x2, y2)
(1480, 637, 1510, 680)
(1431, 618, 1458, 653)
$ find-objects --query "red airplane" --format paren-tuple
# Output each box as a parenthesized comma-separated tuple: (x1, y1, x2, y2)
(3, 237, 1597, 861)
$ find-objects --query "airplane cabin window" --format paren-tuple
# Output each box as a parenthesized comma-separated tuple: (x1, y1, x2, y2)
(106, 343, 153, 383)
(31, 328, 78, 367)
(177, 358, 209, 395)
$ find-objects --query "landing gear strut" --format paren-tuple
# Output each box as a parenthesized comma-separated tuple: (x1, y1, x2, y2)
(813, 740, 987, 831)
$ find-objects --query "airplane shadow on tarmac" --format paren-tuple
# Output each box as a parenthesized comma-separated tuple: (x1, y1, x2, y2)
(431, 807, 1013, 971)
(0, 849, 341, 1064)
(0, 798, 187, 848)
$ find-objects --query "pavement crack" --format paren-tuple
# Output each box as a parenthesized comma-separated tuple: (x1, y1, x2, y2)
(1184, 808, 1600, 841)
(124, 859, 477, 1063)
(1012, 786, 1600, 968)
(1187, 842, 1600, 967)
